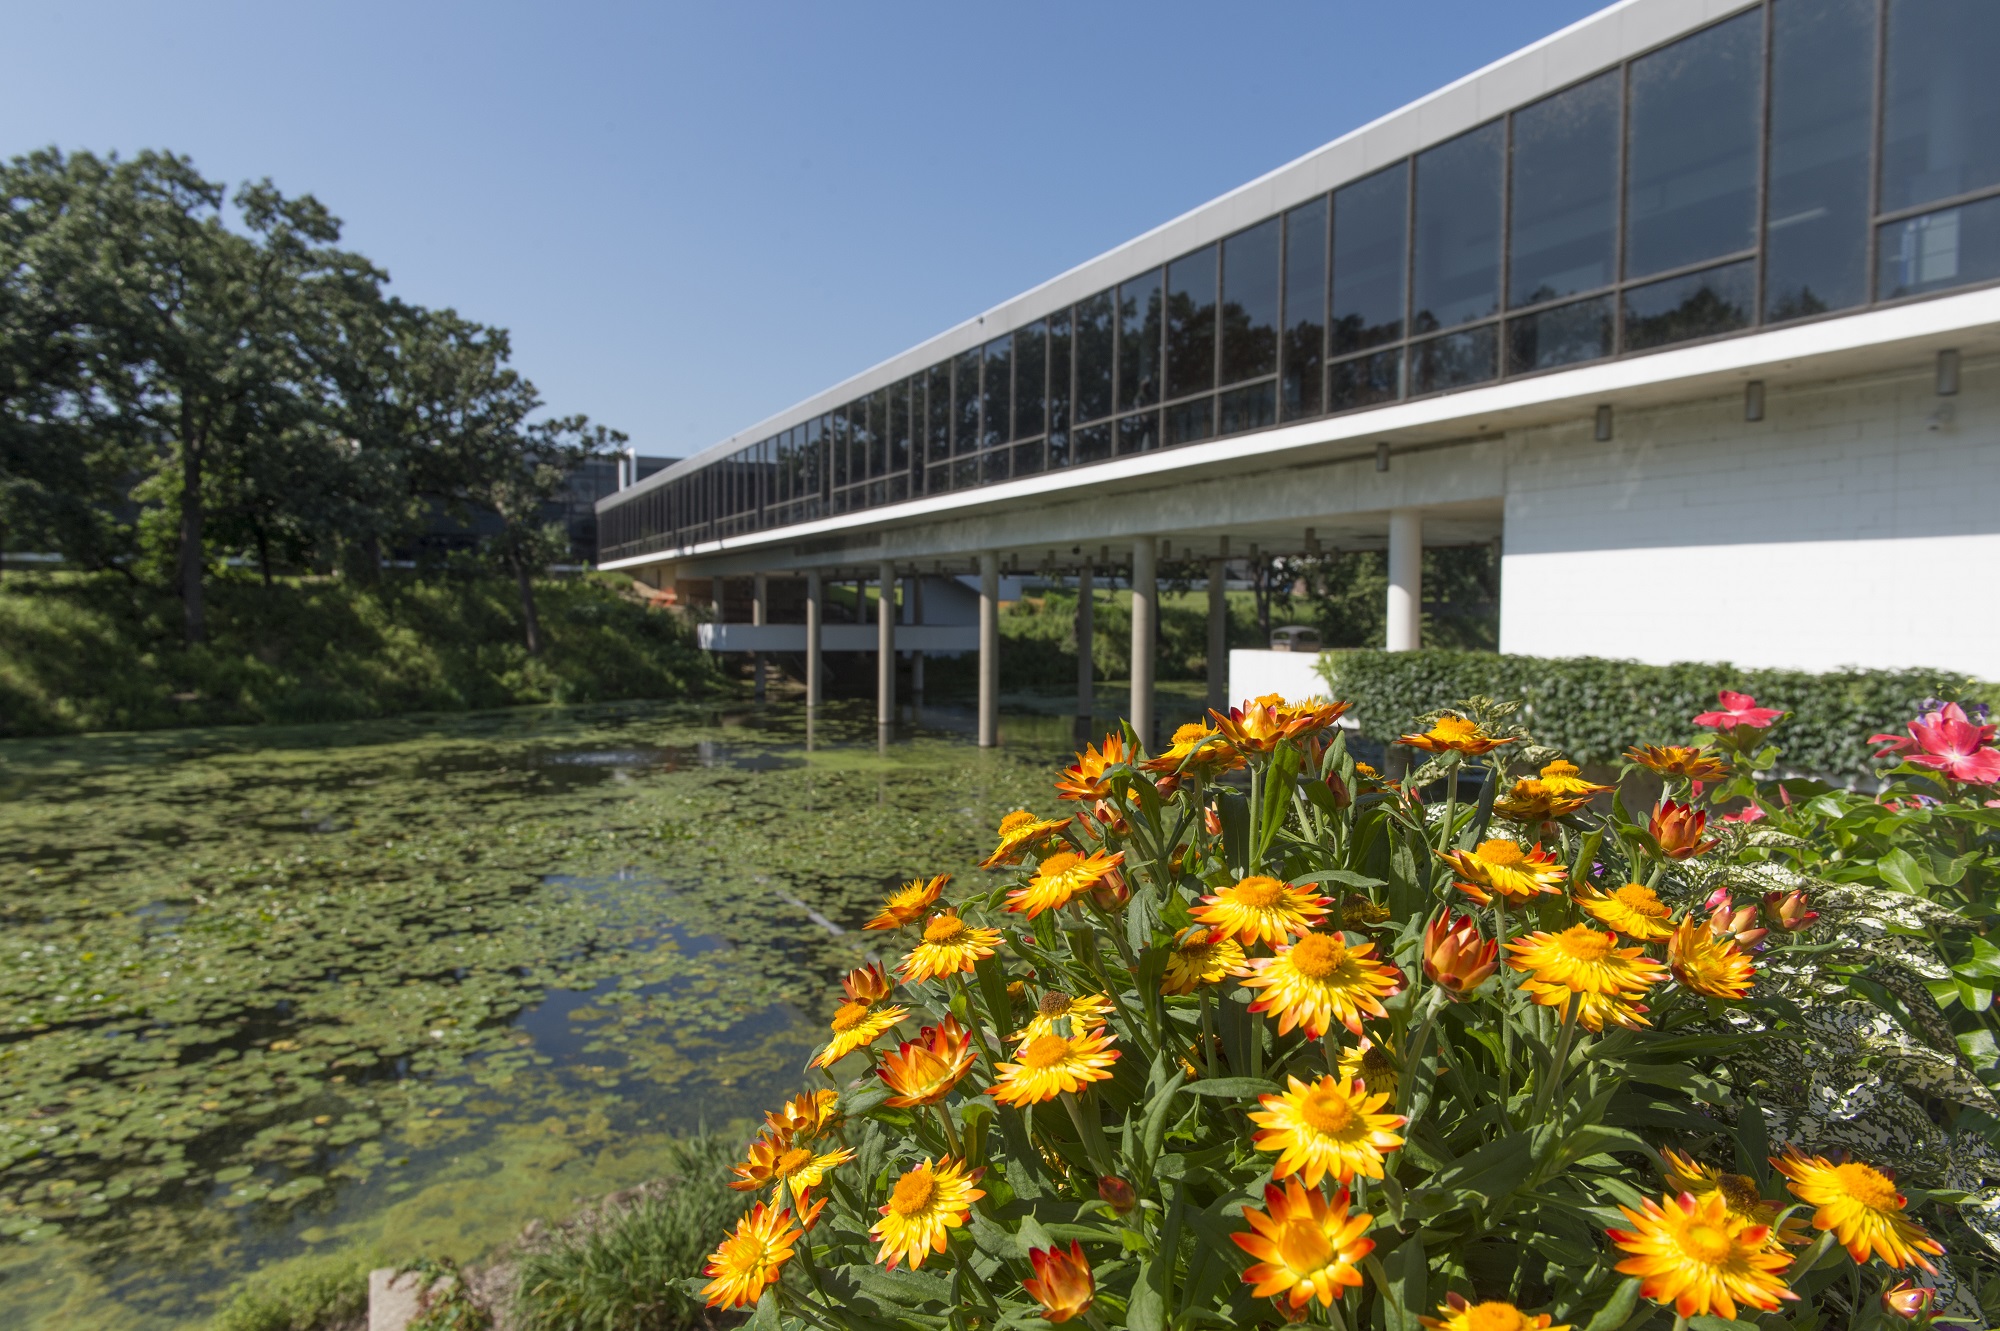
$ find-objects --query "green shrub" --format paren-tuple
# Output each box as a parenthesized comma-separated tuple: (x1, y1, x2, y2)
(210, 1251, 370, 1331)
(1318, 647, 1985, 778)
(510, 1132, 750, 1331)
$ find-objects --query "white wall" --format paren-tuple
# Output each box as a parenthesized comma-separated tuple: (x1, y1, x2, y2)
(1229, 650, 1341, 709)
(1499, 356, 2000, 677)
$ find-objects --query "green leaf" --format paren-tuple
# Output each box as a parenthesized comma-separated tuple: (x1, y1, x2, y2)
(1686, 1317, 1761, 1330)
(745, 1289, 780, 1330)
(1430, 1131, 1537, 1205)
(1127, 1257, 1167, 1331)
(1377, 1233, 1426, 1331)
(1580, 1277, 1641, 1331)
(1876, 846, 1928, 895)
(1181, 1077, 1279, 1099)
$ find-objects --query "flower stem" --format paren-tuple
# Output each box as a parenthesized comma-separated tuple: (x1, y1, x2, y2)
(933, 1101, 962, 1157)
(1396, 988, 1447, 1119)
(1495, 894, 1513, 1121)
(1061, 1090, 1113, 1176)
(1199, 989, 1219, 1079)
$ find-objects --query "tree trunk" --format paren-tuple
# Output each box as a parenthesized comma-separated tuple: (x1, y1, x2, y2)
(515, 559, 541, 656)
(177, 428, 206, 645)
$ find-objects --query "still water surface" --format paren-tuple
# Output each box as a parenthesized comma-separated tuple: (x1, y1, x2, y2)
(0, 698, 1132, 1330)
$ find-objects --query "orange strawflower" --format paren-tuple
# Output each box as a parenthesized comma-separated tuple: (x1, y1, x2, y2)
(700, 1201, 800, 1310)
(1056, 734, 1127, 801)
(866, 874, 948, 929)
(981, 811, 1072, 868)
(1608, 1189, 1797, 1320)
(1420, 1294, 1569, 1330)
(899, 911, 1003, 983)
(1022, 1241, 1096, 1323)
(1192, 876, 1331, 948)
(1142, 721, 1246, 779)
(1668, 916, 1756, 1000)
(1249, 1074, 1406, 1185)
(1006, 848, 1126, 919)
(1771, 1149, 1944, 1272)
(1575, 882, 1676, 941)
(1231, 1177, 1373, 1310)
(989, 1027, 1121, 1105)
(1627, 744, 1731, 784)
(877, 1016, 977, 1106)
(1211, 695, 1350, 755)
(1399, 715, 1515, 755)
(1422, 911, 1499, 999)
(1239, 932, 1404, 1039)
(1438, 839, 1566, 905)
(1651, 801, 1717, 860)
(1493, 758, 1613, 821)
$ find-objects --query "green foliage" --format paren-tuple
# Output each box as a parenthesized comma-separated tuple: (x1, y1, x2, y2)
(0, 571, 715, 736)
(1321, 647, 1982, 777)
(511, 1133, 750, 1331)
(209, 1252, 370, 1331)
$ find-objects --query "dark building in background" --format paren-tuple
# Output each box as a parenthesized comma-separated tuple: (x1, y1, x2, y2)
(413, 454, 676, 568)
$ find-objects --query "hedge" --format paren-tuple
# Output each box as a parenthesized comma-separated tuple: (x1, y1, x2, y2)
(1315, 648, 1987, 780)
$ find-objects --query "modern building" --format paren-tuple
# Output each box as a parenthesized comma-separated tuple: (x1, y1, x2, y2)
(598, 0, 2000, 744)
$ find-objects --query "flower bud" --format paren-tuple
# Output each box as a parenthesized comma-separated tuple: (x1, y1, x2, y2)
(1092, 799, 1129, 836)
(1763, 889, 1818, 932)
(1324, 770, 1351, 808)
(1203, 806, 1222, 836)
(1423, 911, 1499, 999)
(1096, 1175, 1136, 1215)
(1154, 774, 1182, 800)
(1023, 1240, 1096, 1322)
(1882, 1280, 1935, 1320)
(1089, 869, 1130, 912)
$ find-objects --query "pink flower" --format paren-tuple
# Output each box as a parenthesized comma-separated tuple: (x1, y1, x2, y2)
(1720, 803, 1767, 824)
(1870, 703, 2000, 786)
(1762, 890, 1817, 932)
(1692, 690, 1785, 730)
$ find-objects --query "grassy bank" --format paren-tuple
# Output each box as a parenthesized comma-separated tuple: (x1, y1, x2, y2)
(0, 572, 716, 737)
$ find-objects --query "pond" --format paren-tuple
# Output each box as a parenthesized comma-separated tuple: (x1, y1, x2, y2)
(0, 696, 1165, 1331)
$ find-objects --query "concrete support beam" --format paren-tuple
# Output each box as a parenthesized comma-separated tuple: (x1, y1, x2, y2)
(1075, 560, 1094, 729)
(1387, 507, 1422, 652)
(1131, 538, 1157, 747)
(751, 573, 768, 702)
(805, 570, 824, 705)
(978, 552, 999, 748)
(877, 560, 896, 729)
(907, 576, 925, 702)
(1206, 555, 1227, 716)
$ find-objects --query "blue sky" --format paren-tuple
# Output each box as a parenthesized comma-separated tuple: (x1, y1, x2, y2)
(4, 1, 1605, 457)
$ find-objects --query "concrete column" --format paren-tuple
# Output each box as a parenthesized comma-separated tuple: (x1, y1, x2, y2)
(877, 560, 896, 729)
(1387, 507, 1423, 652)
(1206, 555, 1227, 716)
(909, 576, 926, 702)
(1075, 560, 1094, 729)
(978, 551, 1000, 748)
(805, 570, 824, 705)
(751, 573, 768, 702)
(1130, 538, 1157, 747)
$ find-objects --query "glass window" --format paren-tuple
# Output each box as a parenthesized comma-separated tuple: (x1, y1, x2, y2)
(830, 407, 850, 487)
(925, 363, 951, 463)
(846, 399, 872, 481)
(1328, 350, 1402, 412)
(1506, 297, 1614, 374)
(982, 447, 1010, 485)
(1048, 308, 1072, 461)
(981, 335, 1011, 449)
(1074, 422, 1113, 466)
(805, 417, 824, 499)
(1411, 327, 1498, 394)
(1118, 269, 1163, 412)
(1882, 0, 2000, 213)
(1013, 438, 1045, 477)
(1766, 0, 1873, 321)
(1413, 121, 1503, 332)
(1167, 246, 1218, 399)
(953, 456, 978, 489)
(1878, 194, 2000, 298)
(1510, 71, 1620, 307)
(888, 380, 913, 475)
(866, 389, 889, 477)
(953, 350, 980, 455)
(1166, 397, 1214, 446)
(1117, 410, 1159, 455)
(1625, 12, 1762, 279)
(927, 463, 953, 495)
(1219, 382, 1277, 436)
(1623, 259, 1756, 350)
(1075, 291, 1114, 422)
(1281, 197, 1327, 420)
(1332, 162, 1408, 354)
(1221, 219, 1280, 386)
(1014, 320, 1046, 440)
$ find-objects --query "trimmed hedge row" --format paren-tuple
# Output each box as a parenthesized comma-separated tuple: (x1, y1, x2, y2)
(1316, 648, 1986, 779)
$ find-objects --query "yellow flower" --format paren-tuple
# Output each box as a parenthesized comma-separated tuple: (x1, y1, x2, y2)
(899, 911, 1003, 983)
(1608, 1189, 1797, 1320)
(990, 1027, 1121, 1106)
(1249, 1074, 1406, 1185)
(866, 874, 948, 930)
(1231, 1176, 1374, 1310)
(1575, 882, 1676, 941)
(1661, 1148, 1809, 1251)
(765, 1089, 841, 1141)
(1668, 916, 1756, 1000)
(871, 1156, 985, 1270)
(1192, 876, 1332, 948)
(811, 962, 909, 1068)
(1056, 734, 1127, 801)
(1507, 925, 1667, 997)
(1240, 932, 1404, 1039)
(1006, 849, 1126, 919)
(700, 1201, 800, 1310)
(1627, 744, 1731, 784)
(1022, 1240, 1096, 1323)
(1399, 715, 1515, 756)
(729, 1132, 856, 1207)
(1161, 926, 1246, 995)
(1518, 983, 1654, 1032)
(1013, 991, 1114, 1044)
(1212, 696, 1350, 755)
(1419, 1294, 1569, 1331)
(1495, 758, 1616, 820)
(981, 811, 1073, 868)
(1335, 1036, 1398, 1100)
(1771, 1149, 1944, 1272)
(878, 1016, 977, 1106)
(1439, 840, 1567, 905)
(1142, 721, 1247, 779)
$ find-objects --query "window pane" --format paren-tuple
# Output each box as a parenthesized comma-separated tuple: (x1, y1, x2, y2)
(1166, 397, 1214, 446)
(1219, 382, 1277, 436)
(1014, 319, 1046, 439)
(1626, 12, 1762, 278)
(830, 407, 850, 487)
(1767, 0, 1873, 321)
(1048, 308, 1072, 460)
(1118, 268, 1164, 411)
(953, 350, 980, 455)
(982, 447, 1010, 485)
(953, 456, 978, 489)
(1882, 0, 2000, 212)
(1013, 438, 1045, 476)
(1506, 297, 1614, 373)
(805, 417, 825, 500)
(1221, 219, 1280, 385)
(1281, 197, 1328, 419)
(1411, 326, 1497, 394)
(888, 381, 912, 475)
(849, 399, 873, 480)
(1878, 194, 2000, 298)
(1117, 410, 1159, 455)
(1076, 291, 1114, 421)
(1167, 246, 1218, 399)
(927, 463, 953, 495)
(1623, 259, 1756, 349)
(1510, 71, 1619, 306)
(1328, 350, 1402, 411)
(982, 335, 1012, 449)
(925, 364, 951, 463)
(1074, 422, 1113, 466)
(1332, 162, 1408, 354)
(867, 389, 889, 477)
(1414, 121, 1503, 331)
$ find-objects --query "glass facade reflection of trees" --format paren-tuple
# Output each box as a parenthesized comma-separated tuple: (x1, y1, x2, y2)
(600, 0, 2000, 562)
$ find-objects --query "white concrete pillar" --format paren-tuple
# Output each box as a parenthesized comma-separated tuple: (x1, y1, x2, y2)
(751, 573, 768, 702)
(909, 576, 925, 702)
(1387, 508, 1423, 652)
(805, 570, 824, 705)
(1075, 560, 1094, 727)
(978, 552, 1000, 748)
(1131, 538, 1157, 747)
(1206, 555, 1227, 715)
(877, 560, 896, 728)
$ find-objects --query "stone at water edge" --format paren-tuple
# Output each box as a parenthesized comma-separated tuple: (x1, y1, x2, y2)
(369, 1267, 454, 1331)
